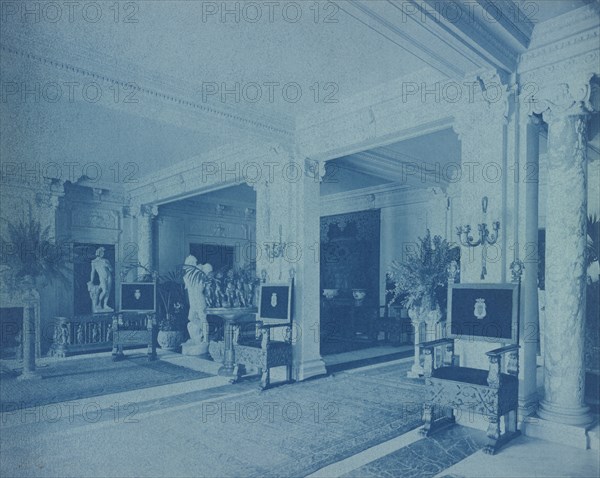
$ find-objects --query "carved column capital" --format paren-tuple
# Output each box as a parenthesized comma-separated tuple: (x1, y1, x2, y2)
(529, 75, 597, 123)
(304, 158, 327, 182)
(146, 204, 159, 218)
(138, 204, 159, 218)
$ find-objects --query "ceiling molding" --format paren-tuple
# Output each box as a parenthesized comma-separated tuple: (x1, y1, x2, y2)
(321, 182, 441, 216)
(518, 6, 599, 82)
(338, 0, 466, 78)
(347, 148, 450, 189)
(127, 140, 292, 206)
(475, 0, 533, 47)
(338, 0, 530, 79)
(0, 34, 294, 140)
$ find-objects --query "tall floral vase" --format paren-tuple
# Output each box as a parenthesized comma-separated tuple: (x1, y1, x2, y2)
(407, 305, 442, 378)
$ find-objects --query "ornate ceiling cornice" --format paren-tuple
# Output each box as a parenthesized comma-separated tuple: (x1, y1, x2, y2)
(518, 5, 599, 86)
(321, 182, 441, 216)
(0, 35, 294, 140)
(418, 0, 521, 71)
(340, 0, 530, 80)
(126, 140, 296, 206)
(342, 0, 464, 77)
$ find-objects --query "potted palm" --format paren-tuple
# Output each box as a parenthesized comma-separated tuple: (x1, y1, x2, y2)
(387, 230, 457, 377)
(0, 218, 70, 379)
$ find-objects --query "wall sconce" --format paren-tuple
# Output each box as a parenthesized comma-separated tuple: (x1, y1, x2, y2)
(456, 196, 500, 280)
(265, 224, 287, 261)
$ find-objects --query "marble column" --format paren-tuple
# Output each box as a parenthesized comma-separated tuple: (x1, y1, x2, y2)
(137, 205, 158, 276)
(253, 149, 326, 382)
(537, 108, 593, 426)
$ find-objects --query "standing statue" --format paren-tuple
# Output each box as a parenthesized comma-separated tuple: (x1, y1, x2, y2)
(88, 247, 113, 313)
(182, 255, 213, 355)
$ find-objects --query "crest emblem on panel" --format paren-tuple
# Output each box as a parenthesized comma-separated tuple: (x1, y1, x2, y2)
(271, 292, 278, 308)
(474, 298, 486, 320)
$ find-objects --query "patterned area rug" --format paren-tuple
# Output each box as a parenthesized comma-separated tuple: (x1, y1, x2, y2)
(0, 354, 211, 409)
(1, 360, 428, 478)
(246, 361, 426, 477)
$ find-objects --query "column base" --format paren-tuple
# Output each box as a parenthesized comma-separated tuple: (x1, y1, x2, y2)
(537, 400, 595, 427)
(296, 358, 327, 382)
(407, 363, 424, 378)
(521, 414, 596, 449)
(181, 342, 209, 356)
(17, 370, 42, 381)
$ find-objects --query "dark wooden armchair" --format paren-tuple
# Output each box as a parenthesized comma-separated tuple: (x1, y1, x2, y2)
(111, 312, 157, 361)
(210, 281, 294, 390)
(234, 320, 293, 389)
(419, 281, 521, 455)
(112, 280, 158, 361)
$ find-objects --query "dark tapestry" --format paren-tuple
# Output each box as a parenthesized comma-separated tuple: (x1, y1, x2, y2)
(320, 210, 380, 304)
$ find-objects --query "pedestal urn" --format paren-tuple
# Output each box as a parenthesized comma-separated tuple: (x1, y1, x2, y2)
(206, 307, 258, 377)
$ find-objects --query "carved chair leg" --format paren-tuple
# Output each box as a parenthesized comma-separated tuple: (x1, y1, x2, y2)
(484, 416, 501, 455)
(112, 344, 125, 361)
(504, 410, 517, 434)
(147, 339, 157, 361)
(229, 364, 242, 384)
(260, 367, 270, 390)
(285, 364, 292, 383)
(420, 403, 434, 436)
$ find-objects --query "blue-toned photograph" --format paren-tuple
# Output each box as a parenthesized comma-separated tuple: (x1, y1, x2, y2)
(1, 1, 599, 477)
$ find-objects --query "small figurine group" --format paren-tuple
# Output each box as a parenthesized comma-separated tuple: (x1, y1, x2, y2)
(203, 271, 257, 308)
(75, 322, 102, 344)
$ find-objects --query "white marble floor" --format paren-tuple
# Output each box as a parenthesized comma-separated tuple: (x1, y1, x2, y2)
(436, 434, 600, 478)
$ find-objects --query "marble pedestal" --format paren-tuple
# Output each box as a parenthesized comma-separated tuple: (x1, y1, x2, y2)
(521, 415, 597, 450)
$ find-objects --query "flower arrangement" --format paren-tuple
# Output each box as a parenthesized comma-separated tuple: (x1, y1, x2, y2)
(387, 230, 457, 313)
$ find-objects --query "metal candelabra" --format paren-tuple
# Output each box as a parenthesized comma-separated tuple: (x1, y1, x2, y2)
(456, 196, 500, 279)
(265, 224, 287, 262)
